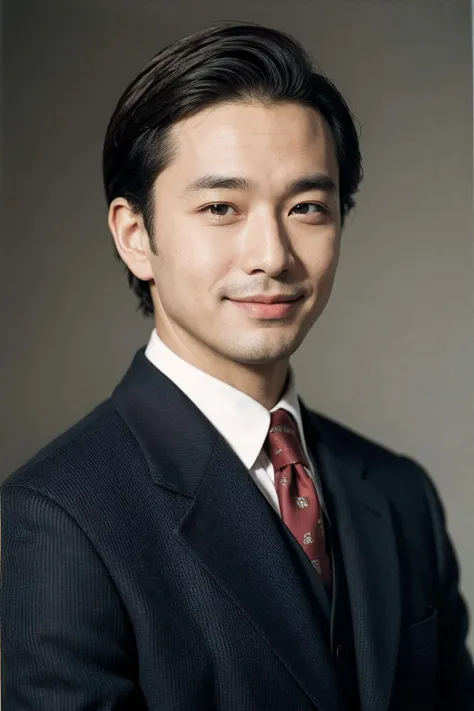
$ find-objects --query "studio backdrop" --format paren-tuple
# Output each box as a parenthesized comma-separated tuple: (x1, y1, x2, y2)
(2, 0, 473, 650)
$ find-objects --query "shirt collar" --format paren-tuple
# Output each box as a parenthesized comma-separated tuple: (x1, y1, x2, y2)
(145, 329, 308, 470)
(271, 368, 311, 463)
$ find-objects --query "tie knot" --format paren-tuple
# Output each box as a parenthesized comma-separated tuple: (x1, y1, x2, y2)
(266, 409, 309, 471)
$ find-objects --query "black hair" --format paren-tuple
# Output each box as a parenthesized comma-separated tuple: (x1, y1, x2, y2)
(103, 21, 363, 316)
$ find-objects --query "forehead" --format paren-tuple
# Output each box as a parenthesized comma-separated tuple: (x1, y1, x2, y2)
(165, 101, 339, 189)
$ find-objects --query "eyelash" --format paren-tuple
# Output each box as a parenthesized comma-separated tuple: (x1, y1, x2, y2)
(201, 202, 328, 219)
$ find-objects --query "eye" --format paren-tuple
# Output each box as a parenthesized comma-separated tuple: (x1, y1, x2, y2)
(290, 202, 328, 216)
(202, 203, 236, 218)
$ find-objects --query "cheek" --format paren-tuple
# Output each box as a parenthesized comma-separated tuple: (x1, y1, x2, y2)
(185, 229, 236, 280)
(301, 234, 340, 279)
(324, 240, 341, 274)
(159, 234, 233, 300)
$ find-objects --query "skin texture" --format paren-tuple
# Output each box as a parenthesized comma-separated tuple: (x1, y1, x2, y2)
(109, 101, 342, 408)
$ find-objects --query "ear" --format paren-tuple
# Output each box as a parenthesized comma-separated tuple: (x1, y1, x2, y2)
(108, 198, 154, 281)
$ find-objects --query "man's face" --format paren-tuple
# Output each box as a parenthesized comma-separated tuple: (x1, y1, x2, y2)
(147, 100, 341, 368)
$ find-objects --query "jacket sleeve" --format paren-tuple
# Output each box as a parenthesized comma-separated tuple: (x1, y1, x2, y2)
(416, 465, 474, 709)
(0, 483, 146, 710)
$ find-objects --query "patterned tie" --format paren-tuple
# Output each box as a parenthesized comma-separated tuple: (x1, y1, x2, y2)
(266, 408, 332, 590)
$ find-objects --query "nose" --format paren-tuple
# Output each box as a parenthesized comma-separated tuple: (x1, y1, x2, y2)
(240, 212, 295, 277)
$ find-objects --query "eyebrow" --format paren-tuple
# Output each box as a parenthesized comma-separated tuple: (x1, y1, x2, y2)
(180, 172, 337, 199)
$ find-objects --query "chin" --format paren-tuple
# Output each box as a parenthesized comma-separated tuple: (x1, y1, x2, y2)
(219, 334, 302, 365)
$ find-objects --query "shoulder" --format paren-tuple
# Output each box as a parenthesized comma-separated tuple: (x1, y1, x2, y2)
(307, 407, 447, 569)
(305, 405, 410, 470)
(305, 405, 436, 508)
(2, 398, 143, 503)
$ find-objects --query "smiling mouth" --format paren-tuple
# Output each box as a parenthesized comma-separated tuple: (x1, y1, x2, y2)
(227, 296, 303, 319)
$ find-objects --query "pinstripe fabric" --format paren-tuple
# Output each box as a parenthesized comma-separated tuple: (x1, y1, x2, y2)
(1, 348, 473, 711)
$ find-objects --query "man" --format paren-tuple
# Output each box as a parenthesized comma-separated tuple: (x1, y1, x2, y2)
(1, 20, 473, 711)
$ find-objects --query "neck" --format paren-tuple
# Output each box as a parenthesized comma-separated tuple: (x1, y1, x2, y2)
(154, 324, 290, 410)
(215, 360, 290, 410)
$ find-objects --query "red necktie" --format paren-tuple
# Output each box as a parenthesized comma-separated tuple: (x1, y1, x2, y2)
(266, 409, 332, 590)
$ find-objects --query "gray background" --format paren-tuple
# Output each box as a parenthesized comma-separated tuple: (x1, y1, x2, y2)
(3, 0, 473, 650)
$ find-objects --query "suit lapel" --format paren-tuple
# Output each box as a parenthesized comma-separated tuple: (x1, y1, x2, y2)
(178, 435, 345, 711)
(301, 406, 401, 711)
(113, 350, 345, 711)
(114, 349, 401, 710)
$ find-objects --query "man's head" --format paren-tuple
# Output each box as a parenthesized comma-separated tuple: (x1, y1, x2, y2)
(104, 22, 362, 375)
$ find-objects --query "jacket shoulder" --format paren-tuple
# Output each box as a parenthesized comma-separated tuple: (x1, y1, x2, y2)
(2, 399, 142, 499)
(307, 407, 401, 465)
(306, 406, 434, 504)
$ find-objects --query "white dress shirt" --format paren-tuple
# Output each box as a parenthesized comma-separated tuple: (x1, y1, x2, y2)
(145, 329, 324, 518)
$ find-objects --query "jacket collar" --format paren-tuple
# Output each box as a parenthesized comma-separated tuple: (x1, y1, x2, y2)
(302, 406, 401, 711)
(112, 348, 401, 711)
(145, 328, 315, 471)
(112, 347, 219, 498)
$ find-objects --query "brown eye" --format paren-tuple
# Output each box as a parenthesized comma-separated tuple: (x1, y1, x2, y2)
(205, 204, 234, 217)
(291, 202, 326, 215)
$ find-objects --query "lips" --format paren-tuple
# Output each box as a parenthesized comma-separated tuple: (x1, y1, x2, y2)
(228, 295, 302, 319)
(230, 293, 301, 304)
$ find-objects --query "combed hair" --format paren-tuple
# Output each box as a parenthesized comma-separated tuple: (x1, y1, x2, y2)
(103, 21, 363, 316)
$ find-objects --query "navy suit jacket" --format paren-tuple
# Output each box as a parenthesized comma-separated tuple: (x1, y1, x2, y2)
(2, 347, 474, 710)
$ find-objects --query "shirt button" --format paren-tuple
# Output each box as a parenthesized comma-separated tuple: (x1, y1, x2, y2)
(336, 644, 345, 663)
